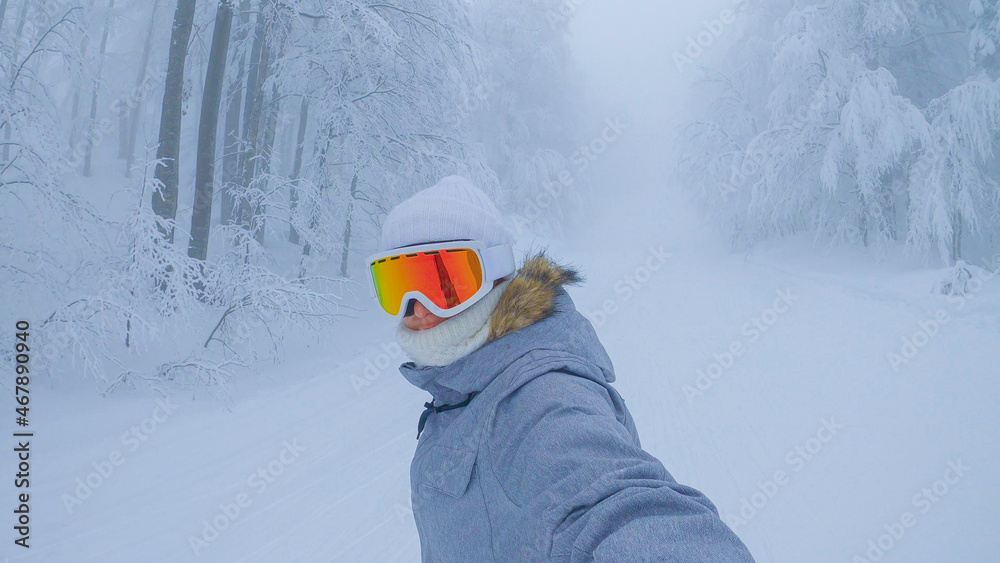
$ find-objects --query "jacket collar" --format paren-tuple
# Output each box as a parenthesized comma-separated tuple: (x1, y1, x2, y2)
(398, 253, 615, 404)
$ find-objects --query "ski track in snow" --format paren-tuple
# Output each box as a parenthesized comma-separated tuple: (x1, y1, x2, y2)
(4, 210, 999, 562)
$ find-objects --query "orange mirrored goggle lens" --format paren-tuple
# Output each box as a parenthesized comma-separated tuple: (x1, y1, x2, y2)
(370, 248, 484, 316)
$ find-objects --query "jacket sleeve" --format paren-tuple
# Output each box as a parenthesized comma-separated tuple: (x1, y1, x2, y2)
(486, 370, 755, 562)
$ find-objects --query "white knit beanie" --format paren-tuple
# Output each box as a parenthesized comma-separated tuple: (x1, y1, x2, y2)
(380, 176, 514, 251)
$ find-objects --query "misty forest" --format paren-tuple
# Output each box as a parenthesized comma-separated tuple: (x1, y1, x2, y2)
(1, 0, 586, 393)
(3, 0, 998, 393)
(0, 0, 998, 561)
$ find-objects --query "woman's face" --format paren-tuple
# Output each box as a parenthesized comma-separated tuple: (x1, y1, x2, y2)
(404, 300, 447, 331)
(402, 279, 503, 331)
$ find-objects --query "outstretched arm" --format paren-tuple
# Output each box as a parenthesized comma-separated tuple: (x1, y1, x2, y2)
(488, 371, 755, 562)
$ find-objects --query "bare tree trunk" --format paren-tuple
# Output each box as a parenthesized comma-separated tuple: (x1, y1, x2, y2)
(220, 0, 250, 227)
(0, 0, 10, 35)
(287, 18, 319, 245)
(288, 96, 308, 244)
(67, 0, 97, 160)
(83, 0, 115, 177)
(70, 60, 83, 152)
(952, 211, 963, 265)
(8, 0, 28, 74)
(300, 125, 333, 264)
(235, 0, 275, 239)
(118, 108, 129, 159)
(123, 0, 160, 175)
(857, 191, 869, 248)
(151, 0, 196, 244)
(2, 0, 29, 163)
(255, 82, 279, 245)
(235, 1, 267, 230)
(252, 23, 287, 247)
(188, 0, 235, 262)
(279, 106, 295, 175)
(339, 174, 357, 277)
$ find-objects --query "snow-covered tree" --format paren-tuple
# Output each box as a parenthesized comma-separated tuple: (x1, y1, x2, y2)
(908, 76, 1000, 262)
(276, 0, 492, 276)
(1, 0, 583, 398)
(465, 0, 585, 237)
(677, 0, 1000, 263)
(820, 68, 930, 247)
(971, 0, 1000, 77)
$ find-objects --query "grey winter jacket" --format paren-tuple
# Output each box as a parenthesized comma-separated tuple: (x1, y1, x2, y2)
(399, 255, 755, 562)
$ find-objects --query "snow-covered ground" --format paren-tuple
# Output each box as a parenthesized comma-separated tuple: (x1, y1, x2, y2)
(5, 150, 999, 562)
(5, 2, 998, 562)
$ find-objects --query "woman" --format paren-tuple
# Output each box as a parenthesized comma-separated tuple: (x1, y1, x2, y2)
(366, 176, 755, 562)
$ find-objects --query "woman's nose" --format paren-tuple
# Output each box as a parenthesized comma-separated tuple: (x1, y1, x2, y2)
(412, 301, 431, 318)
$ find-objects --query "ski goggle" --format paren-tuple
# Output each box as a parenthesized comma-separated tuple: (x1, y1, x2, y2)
(366, 241, 515, 319)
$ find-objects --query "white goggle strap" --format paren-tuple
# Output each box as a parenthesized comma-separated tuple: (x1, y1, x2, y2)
(482, 244, 516, 283)
(367, 267, 376, 298)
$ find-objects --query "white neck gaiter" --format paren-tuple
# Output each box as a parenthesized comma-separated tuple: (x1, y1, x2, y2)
(395, 280, 511, 367)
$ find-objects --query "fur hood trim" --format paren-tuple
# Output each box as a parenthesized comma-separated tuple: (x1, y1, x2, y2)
(488, 252, 583, 342)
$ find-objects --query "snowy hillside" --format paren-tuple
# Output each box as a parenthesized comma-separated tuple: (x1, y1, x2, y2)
(4, 155, 999, 562)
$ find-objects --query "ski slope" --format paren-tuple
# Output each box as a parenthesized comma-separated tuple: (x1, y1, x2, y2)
(5, 180, 999, 562)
